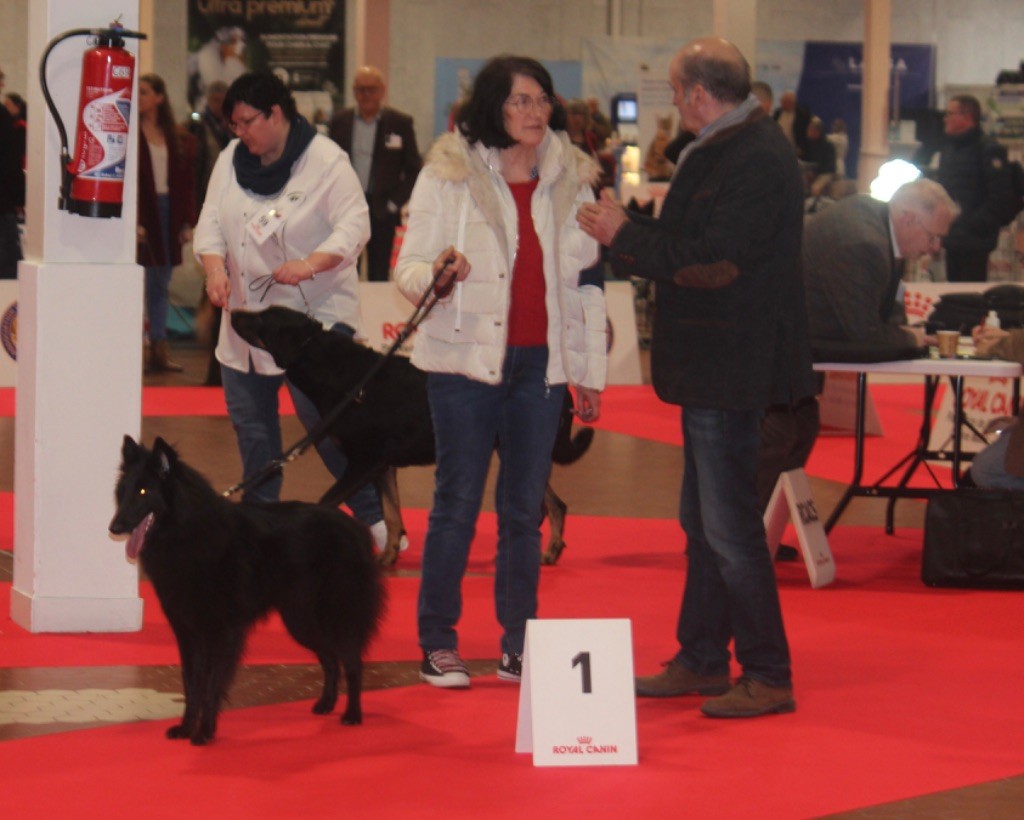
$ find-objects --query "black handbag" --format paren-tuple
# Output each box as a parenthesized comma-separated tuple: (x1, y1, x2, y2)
(922, 489, 1024, 589)
(927, 284, 1024, 334)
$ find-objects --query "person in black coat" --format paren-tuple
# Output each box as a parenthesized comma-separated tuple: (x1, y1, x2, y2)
(578, 37, 813, 719)
(773, 90, 810, 158)
(937, 95, 1016, 282)
(0, 66, 23, 279)
(329, 66, 422, 281)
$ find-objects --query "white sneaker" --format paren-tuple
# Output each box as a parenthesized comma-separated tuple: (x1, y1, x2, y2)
(369, 521, 410, 553)
(369, 520, 387, 552)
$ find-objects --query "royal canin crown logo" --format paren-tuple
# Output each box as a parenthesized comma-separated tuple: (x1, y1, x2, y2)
(577, 736, 592, 744)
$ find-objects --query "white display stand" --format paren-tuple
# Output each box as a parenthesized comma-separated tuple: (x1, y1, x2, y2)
(11, 0, 144, 633)
(516, 618, 638, 767)
(359, 280, 643, 385)
(819, 372, 883, 436)
(763, 469, 836, 589)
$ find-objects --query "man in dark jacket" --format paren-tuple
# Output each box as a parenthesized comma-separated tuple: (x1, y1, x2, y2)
(329, 66, 422, 281)
(938, 94, 1016, 282)
(578, 37, 813, 718)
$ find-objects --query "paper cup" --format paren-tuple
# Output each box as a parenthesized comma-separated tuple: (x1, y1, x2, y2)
(936, 330, 960, 358)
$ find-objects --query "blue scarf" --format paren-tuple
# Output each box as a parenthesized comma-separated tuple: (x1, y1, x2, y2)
(233, 115, 317, 196)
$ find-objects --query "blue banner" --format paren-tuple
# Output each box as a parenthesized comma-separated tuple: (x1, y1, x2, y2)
(796, 41, 936, 180)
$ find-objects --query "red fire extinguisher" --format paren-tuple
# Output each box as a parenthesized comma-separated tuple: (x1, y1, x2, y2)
(40, 21, 147, 219)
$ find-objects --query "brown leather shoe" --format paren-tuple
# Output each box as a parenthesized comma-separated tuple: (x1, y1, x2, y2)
(635, 660, 730, 698)
(148, 340, 184, 373)
(700, 677, 795, 718)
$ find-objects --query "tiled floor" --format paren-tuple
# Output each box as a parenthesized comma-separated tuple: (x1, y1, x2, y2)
(2, 340, 1021, 816)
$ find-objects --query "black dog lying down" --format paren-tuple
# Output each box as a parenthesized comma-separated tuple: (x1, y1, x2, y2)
(230, 306, 593, 567)
(109, 435, 385, 745)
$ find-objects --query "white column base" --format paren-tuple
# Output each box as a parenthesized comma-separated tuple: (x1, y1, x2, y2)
(10, 588, 144, 633)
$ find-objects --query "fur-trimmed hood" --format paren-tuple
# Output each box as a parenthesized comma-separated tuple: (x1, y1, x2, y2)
(423, 129, 599, 238)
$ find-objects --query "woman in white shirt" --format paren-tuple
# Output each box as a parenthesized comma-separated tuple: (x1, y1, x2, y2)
(194, 72, 383, 533)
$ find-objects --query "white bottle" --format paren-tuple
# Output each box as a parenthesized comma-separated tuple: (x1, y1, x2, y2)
(985, 310, 1001, 330)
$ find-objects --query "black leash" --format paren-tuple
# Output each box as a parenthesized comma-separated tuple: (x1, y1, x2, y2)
(222, 266, 451, 498)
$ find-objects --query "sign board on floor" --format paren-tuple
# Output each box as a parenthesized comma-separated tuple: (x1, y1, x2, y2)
(515, 618, 638, 767)
(763, 468, 836, 588)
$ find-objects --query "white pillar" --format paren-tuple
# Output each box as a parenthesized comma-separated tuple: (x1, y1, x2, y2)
(858, 0, 891, 192)
(713, 0, 758, 67)
(12, 0, 144, 632)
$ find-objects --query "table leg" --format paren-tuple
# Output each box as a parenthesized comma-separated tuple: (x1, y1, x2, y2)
(824, 371, 866, 533)
(951, 375, 965, 486)
(885, 375, 939, 534)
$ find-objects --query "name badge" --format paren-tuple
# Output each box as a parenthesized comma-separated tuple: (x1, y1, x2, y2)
(245, 192, 306, 246)
(247, 206, 284, 246)
(385, 132, 403, 150)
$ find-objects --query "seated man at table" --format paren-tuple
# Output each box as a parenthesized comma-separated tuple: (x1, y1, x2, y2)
(969, 228, 1024, 489)
(757, 178, 960, 510)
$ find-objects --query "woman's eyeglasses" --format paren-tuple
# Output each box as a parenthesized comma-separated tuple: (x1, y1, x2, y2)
(505, 94, 554, 115)
(229, 111, 266, 135)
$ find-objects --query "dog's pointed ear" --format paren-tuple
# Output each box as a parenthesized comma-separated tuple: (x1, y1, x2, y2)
(152, 437, 176, 478)
(122, 435, 142, 461)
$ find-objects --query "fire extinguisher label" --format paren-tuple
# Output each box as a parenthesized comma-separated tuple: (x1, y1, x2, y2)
(74, 88, 130, 180)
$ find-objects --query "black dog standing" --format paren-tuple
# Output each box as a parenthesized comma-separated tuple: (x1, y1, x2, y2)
(109, 436, 385, 745)
(230, 306, 594, 566)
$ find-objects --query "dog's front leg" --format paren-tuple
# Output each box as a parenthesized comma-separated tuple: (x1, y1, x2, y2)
(189, 628, 246, 745)
(165, 627, 201, 741)
(339, 653, 364, 725)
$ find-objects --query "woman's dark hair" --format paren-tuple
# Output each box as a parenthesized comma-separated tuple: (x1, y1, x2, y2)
(223, 72, 299, 123)
(456, 55, 565, 148)
(139, 74, 180, 152)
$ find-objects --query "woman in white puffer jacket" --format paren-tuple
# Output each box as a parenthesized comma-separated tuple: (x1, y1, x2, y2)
(395, 55, 607, 689)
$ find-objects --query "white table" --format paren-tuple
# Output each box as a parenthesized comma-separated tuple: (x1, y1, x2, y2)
(813, 356, 1023, 533)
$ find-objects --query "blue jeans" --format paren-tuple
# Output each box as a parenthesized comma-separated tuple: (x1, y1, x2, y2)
(674, 406, 792, 687)
(144, 194, 172, 341)
(970, 429, 1024, 490)
(418, 346, 566, 656)
(220, 325, 383, 525)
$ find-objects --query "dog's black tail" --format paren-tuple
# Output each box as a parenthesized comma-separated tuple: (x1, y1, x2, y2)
(552, 427, 594, 465)
(552, 391, 595, 465)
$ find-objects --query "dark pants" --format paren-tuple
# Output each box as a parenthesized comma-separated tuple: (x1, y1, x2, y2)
(674, 406, 792, 687)
(756, 397, 822, 512)
(945, 248, 992, 283)
(366, 213, 399, 282)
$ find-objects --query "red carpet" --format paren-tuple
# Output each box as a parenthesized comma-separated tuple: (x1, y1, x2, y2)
(2, 512, 1024, 816)
(3, 385, 1021, 815)
(3, 382, 949, 487)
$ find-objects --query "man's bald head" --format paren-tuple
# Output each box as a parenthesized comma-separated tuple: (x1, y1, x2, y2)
(674, 37, 751, 106)
(353, 66, 386, 120)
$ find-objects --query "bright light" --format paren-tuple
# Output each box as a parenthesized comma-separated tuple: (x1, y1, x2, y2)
(869, 159, 921, 202)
